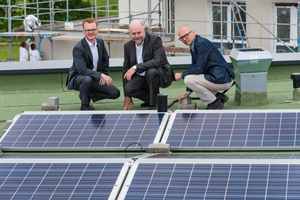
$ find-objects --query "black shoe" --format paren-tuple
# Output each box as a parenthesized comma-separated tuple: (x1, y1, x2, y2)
(216, 92, 229, 104)
(140, 102, 150, 107)
(206, 99, 224, 110)
(148, 105, 157, 110)
(81, 104, 94, 110)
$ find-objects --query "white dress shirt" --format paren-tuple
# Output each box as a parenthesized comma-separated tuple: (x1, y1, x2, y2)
(85, 38, 99, 71)
(136, 42, 146, 76)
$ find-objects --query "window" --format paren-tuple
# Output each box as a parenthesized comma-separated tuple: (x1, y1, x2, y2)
(211, 2, 246, 49)
(275, 4, 298, 52)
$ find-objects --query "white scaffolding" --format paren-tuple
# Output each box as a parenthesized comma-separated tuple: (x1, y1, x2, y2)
(0, 0, 299, 61)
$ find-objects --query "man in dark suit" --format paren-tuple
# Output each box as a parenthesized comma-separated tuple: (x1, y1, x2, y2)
(123, 20, 173, 110)
(175, 24, 235, 110)
(66, 18, 120, 110)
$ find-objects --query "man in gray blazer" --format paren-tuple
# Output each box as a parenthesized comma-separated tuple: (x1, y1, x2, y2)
(66, 18, 120, 110)
(123, 20, 173, 110)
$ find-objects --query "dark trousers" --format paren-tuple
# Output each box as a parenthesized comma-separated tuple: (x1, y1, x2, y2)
(124, 68, 160, 106)
(74, 75, 120, 105)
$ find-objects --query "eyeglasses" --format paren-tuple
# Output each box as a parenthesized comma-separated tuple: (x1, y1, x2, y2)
(84, 29, 98, 32)
(178, 31, 192, 41)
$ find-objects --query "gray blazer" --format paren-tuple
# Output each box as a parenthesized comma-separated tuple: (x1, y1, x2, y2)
(66, 38, 109, 90)
(122, 33, 174, 89)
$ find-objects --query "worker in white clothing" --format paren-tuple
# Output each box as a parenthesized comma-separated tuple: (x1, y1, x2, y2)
(19, 38, 31, 62)
(29, 43, 42, 61)
(23, 15, 41, 32)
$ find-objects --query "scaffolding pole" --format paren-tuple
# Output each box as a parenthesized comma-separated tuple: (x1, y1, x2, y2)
(230, 0, 295, 53)
(220, 0, 223, 54)
(298, 0, 300, 52)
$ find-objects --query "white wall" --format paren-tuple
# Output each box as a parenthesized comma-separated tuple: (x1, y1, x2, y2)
(172, 0, 298, 53)
(118, 0, 162, 28)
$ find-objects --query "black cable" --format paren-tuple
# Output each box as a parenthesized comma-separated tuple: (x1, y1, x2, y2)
(167, 81, 235, 108)
(124, 142, 143, 152)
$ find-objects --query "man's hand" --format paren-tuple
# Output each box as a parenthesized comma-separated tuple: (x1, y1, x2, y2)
(178, 93, 190, 103)
(100, 74, 113, 86)
(124, 96, 134, 110)
(123, 67, 136, 81)
(175, 73, 182, 81)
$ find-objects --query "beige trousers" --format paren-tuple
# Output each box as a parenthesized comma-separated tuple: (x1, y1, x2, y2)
(184, 74, 234, 105)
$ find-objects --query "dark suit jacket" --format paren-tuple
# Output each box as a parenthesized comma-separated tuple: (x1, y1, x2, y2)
(182, 35, 235, 93)
(66, 37, 109, 90)
(122, 33, 173, 89)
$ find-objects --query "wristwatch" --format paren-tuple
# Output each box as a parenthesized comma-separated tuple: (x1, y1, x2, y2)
(132, 65, 137, 71)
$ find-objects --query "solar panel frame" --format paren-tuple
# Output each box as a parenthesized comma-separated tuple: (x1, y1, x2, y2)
(161, 109, 300, 151)
(0, 111, 169, 152)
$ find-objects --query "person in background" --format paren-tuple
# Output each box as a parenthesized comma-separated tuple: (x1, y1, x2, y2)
(29, 43, 42, 61)
(19, 38, 32, 62)
(175, 24, 235, 110)
(66, 18, 120, 110)
(23, 15, 41, 32)
(122, 20, 173, 110)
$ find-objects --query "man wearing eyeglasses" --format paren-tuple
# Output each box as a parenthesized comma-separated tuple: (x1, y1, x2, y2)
(175, 24, 235, 110)
(123, 20, 173, 110)
(66, 18, 120, 110)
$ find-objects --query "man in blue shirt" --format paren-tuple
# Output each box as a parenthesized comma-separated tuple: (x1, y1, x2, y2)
(175, 24, 235, 109)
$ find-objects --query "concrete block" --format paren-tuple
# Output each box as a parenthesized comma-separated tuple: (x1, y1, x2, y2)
(234, 91, 268, 106)
(147, 143, 170, 153)
(48, 97, 59, 106)
(181, 97, 192, 104)
(178, 102, 197, 109)
(293, 88, 300, 101)
(5, 120, 13, 129)
(41, 103, 59, 111)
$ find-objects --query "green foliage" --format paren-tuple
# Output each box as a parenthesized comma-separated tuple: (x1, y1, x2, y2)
(0, 0, 19, 32)
(0, 0, 119, 32)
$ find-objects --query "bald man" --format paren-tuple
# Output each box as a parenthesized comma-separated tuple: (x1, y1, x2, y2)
(123, 20, 173, 110)
(175, 24, 235, 110)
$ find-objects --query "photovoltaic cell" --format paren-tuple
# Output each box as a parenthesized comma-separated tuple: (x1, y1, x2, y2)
(163, 111, 300, 149)
(0, 112, 165, 150)
(0, 162, 124, 200)
(123, 163, 300, 200)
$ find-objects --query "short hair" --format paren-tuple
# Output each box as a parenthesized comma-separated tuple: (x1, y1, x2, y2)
(30, 43, 36, 51)
(179, 24, 193, 32)
(129, 20, 144, 29)
(21, 41, 27, 47)
(82, 18, 97, 29)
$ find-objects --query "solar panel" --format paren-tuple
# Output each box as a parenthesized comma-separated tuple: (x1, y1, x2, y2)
(0, 159, 129, 200)
(161, 110, 300, 151)
(0, 111, 167, 152)
(119, 160, 300, 200)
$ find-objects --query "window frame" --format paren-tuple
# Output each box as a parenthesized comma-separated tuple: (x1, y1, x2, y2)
(275, 5, 298, 48)
(210, 2, 246, 44)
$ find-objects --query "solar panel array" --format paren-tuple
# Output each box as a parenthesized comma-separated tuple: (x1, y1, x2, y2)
(1, 110, 300, 199)
(162, 110, 300, 150)
(0, 112, 165, 151)
(0, 161, 125, 200)
(122, 162, 300, 200)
